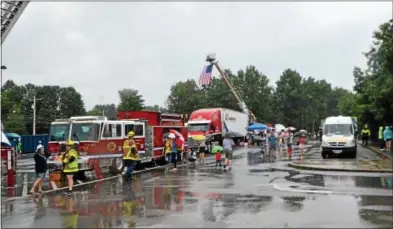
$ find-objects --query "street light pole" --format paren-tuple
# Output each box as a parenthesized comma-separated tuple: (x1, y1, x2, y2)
(33, 95, 37, 135)
(32, 95, 42, 135)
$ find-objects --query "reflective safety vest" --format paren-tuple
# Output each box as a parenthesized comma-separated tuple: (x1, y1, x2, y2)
(62, 149, 79, 173)
(123, 139, 139, 161)
(361, 129, 370, 136)
(123, 201, 135, 216)
(164, 139, 172, 155)
(63, 213, 78, 228)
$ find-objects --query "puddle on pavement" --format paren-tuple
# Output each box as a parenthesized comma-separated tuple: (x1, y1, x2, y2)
(2, 153, 393, 228)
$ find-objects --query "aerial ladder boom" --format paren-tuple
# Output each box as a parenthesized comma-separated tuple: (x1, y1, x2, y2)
(205, 53, 257, 124)
(1, 1, 29, 45)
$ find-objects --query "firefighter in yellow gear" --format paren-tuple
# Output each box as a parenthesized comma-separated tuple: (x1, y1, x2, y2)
(164, 136, 173, 164)
(63, 197, 78, 228)
(61, 140, 79, 195)
(123, 131, 139, 181)
(122, 187, 140, 228)
(361, 124, 371, 145)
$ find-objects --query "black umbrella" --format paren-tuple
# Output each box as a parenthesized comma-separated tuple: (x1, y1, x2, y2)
(225, 131, 242, 138)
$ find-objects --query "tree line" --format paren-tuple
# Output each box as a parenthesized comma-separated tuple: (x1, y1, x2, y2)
(338, 19, 393, 138)
(2, 20, 391, 139)
(1, 84, 166, 134)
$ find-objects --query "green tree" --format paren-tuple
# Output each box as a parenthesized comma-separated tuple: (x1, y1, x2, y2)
(87, 104, 117, 120)
(233, 66, 273, 122)
(143, 104, 168, 113)
(1, 80, 25, 122)
(3, 104, 25, 134)
(273, 69, 303, 126)
(340, 19, 393, 137)
(57, 87, 86, 118)
(117, 89, 145, 111)
(166, 79, 204, 115)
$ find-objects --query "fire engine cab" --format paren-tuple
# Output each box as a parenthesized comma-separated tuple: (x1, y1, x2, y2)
(47, 111, 188, 176)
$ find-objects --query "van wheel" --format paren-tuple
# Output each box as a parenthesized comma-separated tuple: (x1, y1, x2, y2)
(109, 157, 124, 175)
(321, 152, 328, 159)
(349, 150, 357, 159)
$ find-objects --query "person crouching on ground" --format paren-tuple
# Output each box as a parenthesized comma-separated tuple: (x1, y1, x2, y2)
(30, 145, 50, 194)
(123, 131, 139, 181)
(62, 140, 79, 195)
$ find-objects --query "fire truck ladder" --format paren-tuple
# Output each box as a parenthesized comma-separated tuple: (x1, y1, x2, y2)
(205, 53, 257, 124)
(1, 1, 29, 45)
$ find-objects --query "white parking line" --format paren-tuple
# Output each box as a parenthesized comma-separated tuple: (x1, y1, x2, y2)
(272, 184, 333, 194)
(22, 174, 28, 196)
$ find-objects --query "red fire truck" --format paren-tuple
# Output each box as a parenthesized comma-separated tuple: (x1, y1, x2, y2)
(47, 111, 188, 176)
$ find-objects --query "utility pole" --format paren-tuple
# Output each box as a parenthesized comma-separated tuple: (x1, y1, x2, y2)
(33, 95, 36, 135)
(32, 95, 42, 135)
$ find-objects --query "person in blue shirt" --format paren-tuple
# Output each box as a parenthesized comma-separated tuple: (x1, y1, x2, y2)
(169, 134, 178, 171)
(268, 131, 277, 156)
(383, 126, 392, 152)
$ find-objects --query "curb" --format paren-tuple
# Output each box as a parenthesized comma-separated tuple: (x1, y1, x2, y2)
(287, 162, 392, 173)
(360, 144, 392, 160)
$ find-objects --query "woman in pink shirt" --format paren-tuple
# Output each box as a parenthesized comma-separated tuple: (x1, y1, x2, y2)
(299, 134, 307, 157)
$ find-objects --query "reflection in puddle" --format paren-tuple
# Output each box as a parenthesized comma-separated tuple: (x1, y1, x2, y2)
(2, 160, 393, 228)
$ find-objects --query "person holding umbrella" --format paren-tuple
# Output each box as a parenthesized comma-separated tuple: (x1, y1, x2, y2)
(223, 134, 235, 170)
(168, 133, 178, 171)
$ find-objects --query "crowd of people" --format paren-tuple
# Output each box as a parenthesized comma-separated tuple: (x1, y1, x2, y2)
(247, 128, 308, 159)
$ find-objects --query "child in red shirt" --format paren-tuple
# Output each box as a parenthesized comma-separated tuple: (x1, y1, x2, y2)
(215, 150, 222, 168)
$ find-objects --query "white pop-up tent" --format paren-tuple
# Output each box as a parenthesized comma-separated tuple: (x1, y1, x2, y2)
(1, 122, 11, 146)
(274, 124, 286, 132)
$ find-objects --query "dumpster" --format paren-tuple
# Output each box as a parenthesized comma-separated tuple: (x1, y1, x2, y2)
(21, 134, 49, 153)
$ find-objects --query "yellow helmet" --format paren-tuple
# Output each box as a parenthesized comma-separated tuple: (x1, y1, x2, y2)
(128, 131, 135, 137)
(66, 140, 74, 146)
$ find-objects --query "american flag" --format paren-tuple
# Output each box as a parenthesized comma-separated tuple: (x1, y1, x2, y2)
(199, 64, 214, 85)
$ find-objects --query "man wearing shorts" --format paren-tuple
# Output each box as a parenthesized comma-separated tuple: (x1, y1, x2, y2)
(30, 145, 50, 194)
(223, 136, 235, 169)
(268, 132, 277, 157)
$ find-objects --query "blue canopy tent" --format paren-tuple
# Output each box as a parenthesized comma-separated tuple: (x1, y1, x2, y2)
(248, 123, 269, 131)
(5, 133, 21, 148)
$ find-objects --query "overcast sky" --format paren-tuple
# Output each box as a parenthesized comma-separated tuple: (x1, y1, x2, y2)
(2, 2, 392, 110)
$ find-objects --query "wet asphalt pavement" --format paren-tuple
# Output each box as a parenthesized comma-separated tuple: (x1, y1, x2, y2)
(1, 143, 392, 228)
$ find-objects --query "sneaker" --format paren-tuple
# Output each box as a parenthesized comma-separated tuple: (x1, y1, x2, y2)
(171, 168, 177, 171)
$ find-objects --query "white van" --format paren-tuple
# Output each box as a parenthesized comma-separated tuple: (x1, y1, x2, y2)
(321, 116, 357, 159)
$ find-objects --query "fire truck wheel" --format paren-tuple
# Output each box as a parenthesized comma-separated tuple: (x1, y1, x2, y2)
(109, 157, 124, 175)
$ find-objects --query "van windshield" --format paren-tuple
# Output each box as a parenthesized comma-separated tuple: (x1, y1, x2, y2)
(324, 124, 353, 136)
